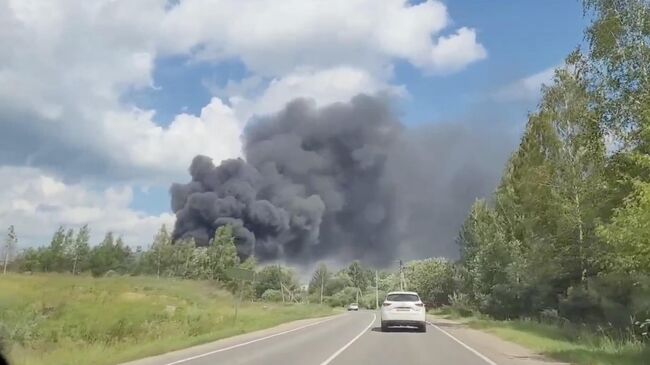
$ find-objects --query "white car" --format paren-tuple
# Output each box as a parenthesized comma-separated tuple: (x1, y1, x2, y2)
(380, 291, 426, 332)
(347, 303, 359, 311)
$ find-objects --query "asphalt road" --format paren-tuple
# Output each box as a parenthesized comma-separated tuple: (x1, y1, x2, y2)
(127, 310, 495, 365)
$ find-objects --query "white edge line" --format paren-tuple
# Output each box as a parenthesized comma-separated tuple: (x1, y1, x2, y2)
(163, 315, 341, 365)
(427, 321, 498, 365)
(319, 313, 376, 365)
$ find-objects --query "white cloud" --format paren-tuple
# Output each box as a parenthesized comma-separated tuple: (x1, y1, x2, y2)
(100, 97, 243, 182)
(0, 0, 486, 246)
(493, 66, 557, 102)
(0, 0, 245, 182)
(161, 0, 484, 76)
(223, 66, 406, 123)
(0, 0, 485, 183)
(425, 27, 487, 74)
(0, 166, 174, 247)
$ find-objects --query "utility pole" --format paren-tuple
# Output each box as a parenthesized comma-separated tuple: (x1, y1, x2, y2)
(399, 260, 405, 291)
(3, 226, 16, 275)
(2, 247, 9, 275)
(278, 264, 285, 303)
(280, 282, 285, 303)
(234, 280, 242, 323)
(320, 271, 324, 304)
(375, 270, 379, 309)
(225, 267, 255, 323)
(156, 244, 161, 278)
(2, 249, 8, 274)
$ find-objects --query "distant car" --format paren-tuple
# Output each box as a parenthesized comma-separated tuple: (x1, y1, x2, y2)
(347, 303, 359, 311)
(380, 291, 426, 332)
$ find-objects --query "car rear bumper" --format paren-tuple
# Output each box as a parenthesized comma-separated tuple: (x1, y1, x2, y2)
(381, 319, 425, 327)
(381, 310, 426, 323)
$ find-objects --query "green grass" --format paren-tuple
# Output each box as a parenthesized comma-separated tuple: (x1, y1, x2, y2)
(430, 307, 649, 365)
(0, 273, 334, 365)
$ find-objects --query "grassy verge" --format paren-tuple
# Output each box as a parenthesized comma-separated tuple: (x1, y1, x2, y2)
(430, 307, 649, 365)
(0, 273, 334, 365)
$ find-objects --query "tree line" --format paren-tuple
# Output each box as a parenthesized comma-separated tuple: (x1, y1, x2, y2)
(1, 222, 454, 307)
(2, 225, 243, 280)
(453, 0, 650, 337)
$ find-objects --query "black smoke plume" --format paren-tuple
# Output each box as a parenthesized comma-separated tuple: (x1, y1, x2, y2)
(170, 94, 513, 265)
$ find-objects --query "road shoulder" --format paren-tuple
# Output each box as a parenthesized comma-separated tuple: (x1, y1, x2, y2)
(427, 315, 570, 365)
(119, 313, 344, 365)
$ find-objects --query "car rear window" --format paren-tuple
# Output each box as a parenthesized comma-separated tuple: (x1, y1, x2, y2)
(386, 294, 419, 302)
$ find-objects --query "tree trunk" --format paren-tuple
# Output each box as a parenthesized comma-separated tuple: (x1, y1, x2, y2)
(156, 248, 161, 278)
(320, 273, 324, 304)
(375, 270, 379, 309)
(576, 190, 586, 283)
(280, 282, 285, 303)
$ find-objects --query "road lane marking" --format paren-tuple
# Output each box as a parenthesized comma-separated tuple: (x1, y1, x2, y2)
(161, 315, 342, 365)
(427, 321, 498, 365)
(319, 312, 376, 365)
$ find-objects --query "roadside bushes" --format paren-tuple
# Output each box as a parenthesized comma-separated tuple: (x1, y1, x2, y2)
(327, 287, 359, 307)
(0, 323, 10, 354)
(559, 274, 650, 333)
(447, 292, 474, 317)
(324, 274, 353, 296)
(261, 289, 283, 302)
(358, 291, 385, 309)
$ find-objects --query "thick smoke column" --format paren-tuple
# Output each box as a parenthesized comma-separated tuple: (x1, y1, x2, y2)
(171, 95, 402, 265)
(171, 94, 514, 265)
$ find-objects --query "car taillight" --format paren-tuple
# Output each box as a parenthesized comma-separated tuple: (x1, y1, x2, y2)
(415, 302, 424, 307)
(382, 302, 391, 307)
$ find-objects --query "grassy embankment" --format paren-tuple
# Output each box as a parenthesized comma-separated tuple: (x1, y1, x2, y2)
(430, 307, 649, 365)
(0, 273, 334, 365)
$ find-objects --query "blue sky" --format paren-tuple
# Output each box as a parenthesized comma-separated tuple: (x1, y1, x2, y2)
(400, 0, 587, 123)
(0, 0, 590, 246)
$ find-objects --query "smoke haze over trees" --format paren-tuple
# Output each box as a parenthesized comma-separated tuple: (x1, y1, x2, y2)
(170, 95, 513, 266)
